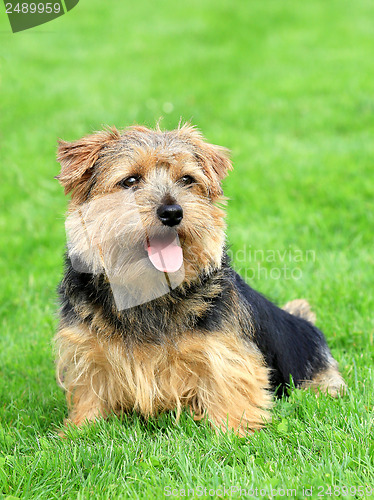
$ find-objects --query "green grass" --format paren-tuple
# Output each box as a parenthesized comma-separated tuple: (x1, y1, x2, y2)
(0, 0, 373, 498)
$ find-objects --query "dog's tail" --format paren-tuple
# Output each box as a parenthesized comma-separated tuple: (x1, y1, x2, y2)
(282, 299, 316, 325)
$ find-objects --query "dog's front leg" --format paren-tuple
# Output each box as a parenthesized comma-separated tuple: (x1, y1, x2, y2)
(176, 332, 272, 435)
(55, 324, 119, 429)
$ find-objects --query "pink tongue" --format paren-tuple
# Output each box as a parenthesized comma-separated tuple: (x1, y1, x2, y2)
(147, 235, 183, 273)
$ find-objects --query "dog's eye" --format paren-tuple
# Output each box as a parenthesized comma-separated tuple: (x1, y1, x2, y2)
(118, 176, 141, 189)
(179, 175, 195, 186)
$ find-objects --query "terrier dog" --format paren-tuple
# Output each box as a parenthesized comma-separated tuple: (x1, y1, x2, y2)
(55, 124, 345, 435)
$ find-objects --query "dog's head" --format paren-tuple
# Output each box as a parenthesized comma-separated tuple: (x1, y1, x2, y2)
(57, 124, 232, 305)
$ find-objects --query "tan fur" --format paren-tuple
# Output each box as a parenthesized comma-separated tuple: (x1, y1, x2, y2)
(302, 363, 347, 397)
(58, 124, 231, 207)
(57, 127, 121, 202)
(282, 299, 317, 324)
(56, 324, 271, 435)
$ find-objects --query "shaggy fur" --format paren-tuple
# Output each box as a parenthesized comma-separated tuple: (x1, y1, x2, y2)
(55, 124, 345, 435)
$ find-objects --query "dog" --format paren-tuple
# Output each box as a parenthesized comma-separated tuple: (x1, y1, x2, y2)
(55, 124, 346, 435)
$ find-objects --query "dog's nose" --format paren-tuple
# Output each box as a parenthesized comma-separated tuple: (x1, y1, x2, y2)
(157, 204, 183, 227)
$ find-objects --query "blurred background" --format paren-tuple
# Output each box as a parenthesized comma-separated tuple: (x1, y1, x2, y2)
(0, 0, 373, 431)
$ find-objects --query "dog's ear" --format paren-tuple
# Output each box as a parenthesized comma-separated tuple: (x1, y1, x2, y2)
(178, 124, 233, 199)
(194, 142, 232, 199)
(56, 127, 120, 198)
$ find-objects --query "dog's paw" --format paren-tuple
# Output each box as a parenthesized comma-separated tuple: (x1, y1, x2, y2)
(302, 362, 347, 397)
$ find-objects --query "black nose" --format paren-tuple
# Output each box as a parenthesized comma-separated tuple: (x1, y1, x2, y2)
(157, 204, 183, 227)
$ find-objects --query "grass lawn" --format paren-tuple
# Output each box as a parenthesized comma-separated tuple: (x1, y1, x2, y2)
(0, 0, 373, 498)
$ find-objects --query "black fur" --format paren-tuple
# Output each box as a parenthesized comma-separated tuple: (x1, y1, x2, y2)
(59, 251, 331, 394)
(58, 252, 234, 344)
(233, 272, 330, 393)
